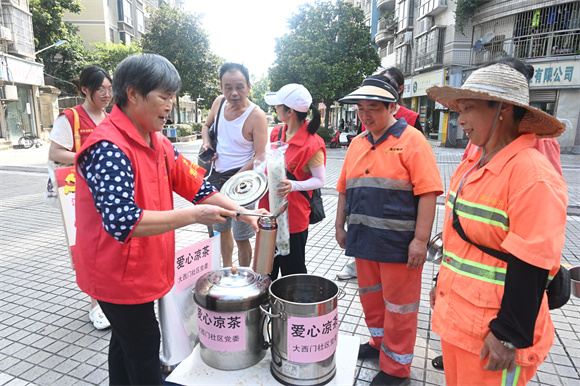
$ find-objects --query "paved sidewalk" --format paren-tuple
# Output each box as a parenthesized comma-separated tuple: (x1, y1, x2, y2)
(1, 140, 579, 385)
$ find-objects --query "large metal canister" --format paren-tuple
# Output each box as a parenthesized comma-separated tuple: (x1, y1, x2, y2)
(194, 267, 270, 370)
(268, 274, 340, 385)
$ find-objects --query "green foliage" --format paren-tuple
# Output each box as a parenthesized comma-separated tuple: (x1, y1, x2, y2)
(455, 0, 487, 35)
(30, 0, 91, 93)
(141, 5, 222, 111)
(269, 1, 380, 128)
(89, 42, 143, 75)
(250, 74, 271, 113)
(175, 122, 203, 137)
(317, 126, 334, 142)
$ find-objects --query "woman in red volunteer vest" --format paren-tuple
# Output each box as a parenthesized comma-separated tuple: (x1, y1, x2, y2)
(427, 58, 567, 385)
(74, 54, 264, 385)
(47, 66, 112, 330)
(261, 84, 326, 279)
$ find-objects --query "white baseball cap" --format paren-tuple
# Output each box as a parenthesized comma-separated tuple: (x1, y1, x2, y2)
(264, 84, 312, 113)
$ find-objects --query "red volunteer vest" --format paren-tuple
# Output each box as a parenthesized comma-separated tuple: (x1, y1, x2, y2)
(259, 122, 326, 233)
(74, 105, 204, 304)
(395, 105, 419, 127)
(60, 105, 103, 152)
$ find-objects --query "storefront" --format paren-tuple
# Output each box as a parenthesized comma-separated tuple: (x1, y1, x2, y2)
(528, 59, 579, 152)
(402, 69, 445, 138)
(0, 54, 44, 146)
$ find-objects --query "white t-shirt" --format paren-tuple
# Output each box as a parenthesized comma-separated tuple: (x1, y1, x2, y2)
(49, 114, 74, 151)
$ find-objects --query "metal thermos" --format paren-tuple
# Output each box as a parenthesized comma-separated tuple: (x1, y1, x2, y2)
(252, 217, 277, 275)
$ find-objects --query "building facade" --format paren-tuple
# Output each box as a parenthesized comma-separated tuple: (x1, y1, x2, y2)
(0, 0, 44, 148)
(353, 0, 580, 152)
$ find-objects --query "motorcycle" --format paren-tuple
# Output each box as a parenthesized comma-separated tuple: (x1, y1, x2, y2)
(329, 129, 355, 148)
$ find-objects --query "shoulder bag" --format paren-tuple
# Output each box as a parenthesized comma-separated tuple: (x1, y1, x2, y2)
(198, 97, 226, 172)
(451, 205, 570, 310)
(277, 127, 325, 224)
(45, 108, 81, 207)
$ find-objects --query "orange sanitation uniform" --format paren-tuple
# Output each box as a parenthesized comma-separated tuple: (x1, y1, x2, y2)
(433, 134, 568, 385)
(337, 119, 443, 377)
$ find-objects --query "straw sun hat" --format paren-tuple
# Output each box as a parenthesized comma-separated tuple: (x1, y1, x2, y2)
(426, 63, 565, 138)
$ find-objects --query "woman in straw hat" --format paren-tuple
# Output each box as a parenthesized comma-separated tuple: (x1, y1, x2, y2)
(336, 75, 443, 385)
(427, 58, 567, 385)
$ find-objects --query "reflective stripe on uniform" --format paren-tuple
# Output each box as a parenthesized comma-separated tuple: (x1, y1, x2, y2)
(381, 342, 413, 365)
(346, 177, 413, 191)
(359, 283, 383, 296)
(369, 327, 384, 337)
(384, 299, 420, 314)
(347, 213, 416, 232)
(447, 191, 510, 231)
(442, 249, 506, 285)
(502, 365, 521, 386)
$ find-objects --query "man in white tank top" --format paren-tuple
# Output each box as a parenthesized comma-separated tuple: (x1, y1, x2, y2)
(201, 63, 268, 268)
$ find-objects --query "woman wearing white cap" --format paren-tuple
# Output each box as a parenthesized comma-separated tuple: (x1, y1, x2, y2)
(261, 84, 326, 279)
(427, 58, 567, 385)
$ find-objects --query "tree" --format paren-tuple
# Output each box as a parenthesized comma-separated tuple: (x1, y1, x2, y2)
(30, 0, 90, 93)
(250, 74, 270, 113)
(269, 0, 380, 128)
(89, 42, 143, 75)
(141, 5, 220, 123)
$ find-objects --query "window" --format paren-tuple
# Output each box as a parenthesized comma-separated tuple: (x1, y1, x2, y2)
(118, 0, 133, 25)
(110, 28, 115, 43)
(120, 32, 131, 45)
(137, 9, 145, 34)
(415, 27, 445, 69)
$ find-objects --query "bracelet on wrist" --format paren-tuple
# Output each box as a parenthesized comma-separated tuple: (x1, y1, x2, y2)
(500, 341, 516, 350)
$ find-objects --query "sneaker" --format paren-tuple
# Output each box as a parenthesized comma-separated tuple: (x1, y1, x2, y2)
(358, 342, 380, 360)
(89, 305, 111, 330)
(370, 371, 410, 386)
(336, 269, 356, 280)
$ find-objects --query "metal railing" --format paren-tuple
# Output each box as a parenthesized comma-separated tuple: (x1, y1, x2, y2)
(471, 29, 580, 66)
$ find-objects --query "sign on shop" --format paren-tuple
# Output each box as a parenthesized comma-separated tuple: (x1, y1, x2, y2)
(530, 60, 579, 88)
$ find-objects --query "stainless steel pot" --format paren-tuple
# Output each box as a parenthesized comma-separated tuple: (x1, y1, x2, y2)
(194, 267, 270, 370)
(264, 274, 340, 386)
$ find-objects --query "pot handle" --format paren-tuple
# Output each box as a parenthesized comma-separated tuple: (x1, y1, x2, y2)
(260, 304, 281, 318)
(338, 287, 346, 300)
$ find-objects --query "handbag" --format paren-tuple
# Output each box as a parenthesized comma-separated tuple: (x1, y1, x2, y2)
(45, 108, 80, 207)
(451, 205, 570, 310)
(198, 98, 226, 172)
(277, 127, 325, 224)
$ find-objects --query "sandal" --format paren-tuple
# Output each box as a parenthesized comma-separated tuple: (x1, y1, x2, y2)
(431, 355, 444, 370)
(89, 305, 111, 330)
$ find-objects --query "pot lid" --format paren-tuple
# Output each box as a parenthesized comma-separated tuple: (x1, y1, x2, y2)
(194, 267, 270, 312)
(219, 171, 268, 206)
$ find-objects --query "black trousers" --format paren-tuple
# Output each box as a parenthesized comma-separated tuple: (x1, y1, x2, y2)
(98, 301, 162, 386)
(270, 229, 308, 281)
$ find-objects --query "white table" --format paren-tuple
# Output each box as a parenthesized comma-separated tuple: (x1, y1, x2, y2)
(166, 334, 360, 385)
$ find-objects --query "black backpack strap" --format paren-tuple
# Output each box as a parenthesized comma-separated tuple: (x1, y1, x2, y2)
(286, 170, 312, 203)
(451, 202, 510, 263)
(277, 125, 313, 203)
(214, 97, 227, 142)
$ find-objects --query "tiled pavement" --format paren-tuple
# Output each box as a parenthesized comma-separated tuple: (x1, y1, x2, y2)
(1, 140, 579, 385)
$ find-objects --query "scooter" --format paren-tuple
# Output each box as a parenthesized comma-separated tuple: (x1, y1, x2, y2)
(329, 130, 354, 148)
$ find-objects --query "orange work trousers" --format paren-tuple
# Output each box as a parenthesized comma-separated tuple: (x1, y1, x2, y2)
(441, 339, 539, 385)
(356, 259, 422, 378)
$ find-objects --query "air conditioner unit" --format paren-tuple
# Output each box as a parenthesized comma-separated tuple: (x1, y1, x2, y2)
(3, 85, 18, 101)
(0, 26, 12, 41)
(419, 17, 433, 33)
